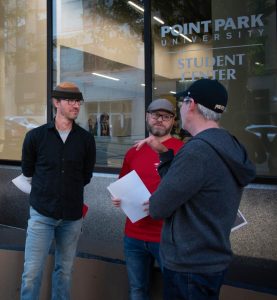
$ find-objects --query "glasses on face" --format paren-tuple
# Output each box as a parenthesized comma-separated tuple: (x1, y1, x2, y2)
(63, 99, 84, 106)
(149, 112, 174, 122)
(177, 97, 192, 108)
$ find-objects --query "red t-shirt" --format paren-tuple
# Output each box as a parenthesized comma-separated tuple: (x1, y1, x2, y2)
(119, 137, 184, 242)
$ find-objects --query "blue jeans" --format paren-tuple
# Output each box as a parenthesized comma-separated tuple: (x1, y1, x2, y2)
(20, 207, 83, 300)
(124, 236, 162, 300)
(163, 267, 227, 300)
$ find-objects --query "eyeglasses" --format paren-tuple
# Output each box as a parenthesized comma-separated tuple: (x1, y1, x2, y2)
(149, 112, 174, 121)
(63, 99, 84, 106)
(177, 97, 192, 108)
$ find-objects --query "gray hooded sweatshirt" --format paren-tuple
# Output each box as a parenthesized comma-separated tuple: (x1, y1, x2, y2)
(149, 128, 256, 273)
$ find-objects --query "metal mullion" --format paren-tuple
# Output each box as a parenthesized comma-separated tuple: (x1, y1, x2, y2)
(144, 0, 153, 138)
(47, 0, 53, 122)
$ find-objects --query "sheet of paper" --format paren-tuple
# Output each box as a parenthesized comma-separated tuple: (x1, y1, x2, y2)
(231, 210, 247, 232)
(107, 170, 150, 223)
(12, 174, 32, 194)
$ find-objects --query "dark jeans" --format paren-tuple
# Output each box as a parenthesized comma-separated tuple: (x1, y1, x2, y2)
(124, 236, 162, 300)
(163, 267, 227, 300)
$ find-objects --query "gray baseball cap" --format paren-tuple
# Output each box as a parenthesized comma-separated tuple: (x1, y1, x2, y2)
(147, 98, 175, 115)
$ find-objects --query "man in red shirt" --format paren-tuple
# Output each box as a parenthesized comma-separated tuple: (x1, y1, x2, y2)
(112, 99, 183, 300)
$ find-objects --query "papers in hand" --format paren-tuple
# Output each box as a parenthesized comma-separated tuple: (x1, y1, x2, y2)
(231, 210, 247, 232)
(107, 170, 150, 223)
(12, 174, 32, 194)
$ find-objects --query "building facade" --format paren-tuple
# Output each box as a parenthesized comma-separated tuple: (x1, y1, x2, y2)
(0, 0, 276, 299)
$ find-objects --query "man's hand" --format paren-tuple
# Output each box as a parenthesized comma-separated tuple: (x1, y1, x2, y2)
(134, 136, 168, 153)
(142, 200, 149, 214)
(111, 196, 121, 208)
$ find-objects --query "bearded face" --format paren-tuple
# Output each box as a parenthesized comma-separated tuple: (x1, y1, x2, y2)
(146, 111, 174, 137)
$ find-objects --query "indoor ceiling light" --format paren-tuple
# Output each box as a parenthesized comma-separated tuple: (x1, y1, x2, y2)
(92, 72, 120, 81)
(179, 33, 192, 42)
(171, 27, 192, 42)
(127, 1, 144, 12)
(127, 2, 191, 42)
(153, 16, 164, 25)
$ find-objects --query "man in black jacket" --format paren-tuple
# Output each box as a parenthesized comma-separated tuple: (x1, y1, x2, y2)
(136, 79, 256, 300)
(20, 82, 96, 300)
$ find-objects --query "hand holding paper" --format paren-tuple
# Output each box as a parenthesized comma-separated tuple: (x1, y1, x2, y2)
(107, 170, 150, 223)
(12, 174, 32, 194)
(142, 200, 149, 214)
(111, 196, 122, 208)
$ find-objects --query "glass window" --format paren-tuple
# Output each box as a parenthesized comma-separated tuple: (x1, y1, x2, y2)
(0, 1, 47, 161)
(151, 0, 277, 177)
(53, 0, 145, 168)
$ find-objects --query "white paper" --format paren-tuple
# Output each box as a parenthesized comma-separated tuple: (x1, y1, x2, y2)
(107, 170, 150, 223)
(12, 174, 32, 194)
(231, 210, 247, 232)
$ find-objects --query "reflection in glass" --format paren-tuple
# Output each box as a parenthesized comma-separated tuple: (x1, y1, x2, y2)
(53, 0, 145, 167)
(0, 1, 47, 160)
(151, 0, 277, 176)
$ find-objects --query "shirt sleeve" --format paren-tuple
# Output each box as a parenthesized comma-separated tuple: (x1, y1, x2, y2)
(21, 131, 37, 177)
(83, 135, 96, 186)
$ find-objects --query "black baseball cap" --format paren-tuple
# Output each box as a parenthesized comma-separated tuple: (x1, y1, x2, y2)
(176, 79, 228, 113)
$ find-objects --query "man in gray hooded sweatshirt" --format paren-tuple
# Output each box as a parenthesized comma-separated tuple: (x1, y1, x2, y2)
(136, 79, 256, 300)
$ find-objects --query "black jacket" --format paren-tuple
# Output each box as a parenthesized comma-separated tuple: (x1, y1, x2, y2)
(22, 120, 96, 220)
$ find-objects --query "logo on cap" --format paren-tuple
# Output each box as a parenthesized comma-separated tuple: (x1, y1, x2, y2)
(214, 104, 225, 111)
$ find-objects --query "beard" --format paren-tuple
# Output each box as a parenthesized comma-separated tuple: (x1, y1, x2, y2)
(146, 121, 172, 137)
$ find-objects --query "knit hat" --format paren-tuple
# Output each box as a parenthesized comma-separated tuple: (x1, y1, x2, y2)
(176, 79, 228, 113)
(52, 82, 84, 100)
(147, 99, 175, 115)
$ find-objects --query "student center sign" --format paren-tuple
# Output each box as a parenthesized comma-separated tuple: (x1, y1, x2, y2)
(160, 14, 265, 81)
(152, 3, 276, 177)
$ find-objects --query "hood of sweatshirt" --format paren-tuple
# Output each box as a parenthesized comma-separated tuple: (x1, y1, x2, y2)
(193, 128, 256, 187)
